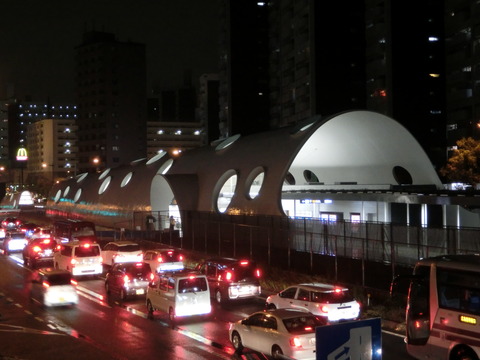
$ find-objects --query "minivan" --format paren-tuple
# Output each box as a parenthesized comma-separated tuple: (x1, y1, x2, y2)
(195, 257, 262, 305)
(53, 240, 103, 277)
(146, 270, 211, 322)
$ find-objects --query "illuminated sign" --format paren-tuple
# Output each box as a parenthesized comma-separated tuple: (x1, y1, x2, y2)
(16, 148, 28, 161)
(459, 315, 477, 325)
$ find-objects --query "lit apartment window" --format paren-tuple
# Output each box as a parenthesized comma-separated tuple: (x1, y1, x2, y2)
(428, 36, 439, 42)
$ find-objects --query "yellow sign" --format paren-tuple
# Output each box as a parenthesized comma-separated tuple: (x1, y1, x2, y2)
(459, 315, 477, 325)
(16, 148, 28, 161)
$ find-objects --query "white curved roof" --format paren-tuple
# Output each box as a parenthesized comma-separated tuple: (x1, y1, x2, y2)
(33, 110, 441, 223)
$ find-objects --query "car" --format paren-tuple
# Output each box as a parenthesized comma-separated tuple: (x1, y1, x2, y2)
(195, 257, 261, 305)
(101, 241, 143, 266)
(19, 222, 39, 238)
(1, 217, 21, 231)
(146, 270, 211, 322)
(53, 240, 103, 277)
(265, 283, 361, 323)
(30, 227, 53, 241)
(143, 248, 185, 273)
(105, 262, 154, 300)
(22, 237, 57, 268)
(30, 268, 79, 307)
(229, 308, 326, 360)
(3, 231, 28, 255)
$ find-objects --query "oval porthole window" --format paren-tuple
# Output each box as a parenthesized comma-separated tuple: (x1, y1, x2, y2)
(98, 176, 111, 195)
(284, 172, 296, 185)
(63, 186, 70, 197)
(121, 172, 133, 187)
(54, 189, 62, 203)
(303, 170, 320, 184)
(98, 168, 111, 180)
(130, 157, 147, 165)
(215, 134, 241, 151)
(77, 173, 88, 183)
(160, 159, 174, 175)
(146, 151, 166, 165)
(73, 188, 82, 203)
(392, 166, 413, 185)
(214, 170, 238, 213)
(246, 167, 265, 200)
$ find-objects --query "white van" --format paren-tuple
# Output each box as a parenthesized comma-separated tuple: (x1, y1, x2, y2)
(146, 270, 211, 322)
(53, 240, 103, 277)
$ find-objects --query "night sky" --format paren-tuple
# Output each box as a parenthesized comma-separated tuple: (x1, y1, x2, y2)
(0, 0, 220, 103)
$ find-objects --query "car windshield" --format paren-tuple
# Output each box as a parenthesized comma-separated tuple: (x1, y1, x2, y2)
(74, 245, 100, 257)
(119, 244, 141, 252)
(311, 290, 354, 303)
(47, 273, 72, 286)
(11, 233, 25, 239)
(178, 277, 208, 293)
(283, 315, 326, 334)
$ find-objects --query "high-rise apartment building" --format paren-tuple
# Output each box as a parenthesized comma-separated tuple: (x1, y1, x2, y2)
(26, 118, 78, 181)
(198, 73, 220, 143)
(444, 1, 480, 155)
(75, 31, 147, 172)
(365, 0, 446, 170)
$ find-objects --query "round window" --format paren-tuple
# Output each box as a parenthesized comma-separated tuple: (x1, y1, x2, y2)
(73, 189, 82, 203)
(98, 168, 111, 180)
(246, 167, 265, 200)
(54, 189, 62, 203)
(99, 176, 111, 194)
(214, 170, 238, 213)
(121, 172, 133, 187)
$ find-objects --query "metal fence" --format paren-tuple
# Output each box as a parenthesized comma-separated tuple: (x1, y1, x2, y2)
(129, 211, 480, 290)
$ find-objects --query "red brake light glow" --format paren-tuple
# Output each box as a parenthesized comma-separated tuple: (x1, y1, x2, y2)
(42, 281, 50, 288)
(135, 262, 143, 267)
(240, 260, 249, 266)
(42, 239, 51, 244)
(123, 275, 130, 284)
(255, 269, 261, 278)
(289, 337, 302, 348)
(71, 279, 78, 286)
(225, 271, 233, 281)
(179, 255, 184, 261)
(149, 273, 154, 281)
(304, 326, 312, 331)
(334, 288, 342, 294)
(321, 305, 329, 313)
(189, 275, 196, 280)
(157, 256, 163, 263)
(82, 243, 91, 248)
(32, 246, 42, 253)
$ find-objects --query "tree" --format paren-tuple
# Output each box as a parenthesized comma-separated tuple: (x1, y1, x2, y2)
(440, 137, 480, 185)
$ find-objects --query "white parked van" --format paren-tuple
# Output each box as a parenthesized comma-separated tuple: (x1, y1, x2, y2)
(53, 240, 103, 277)
(146, 270, 211, 322)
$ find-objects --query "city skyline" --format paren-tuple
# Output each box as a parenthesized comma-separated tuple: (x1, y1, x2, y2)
(0, 0, 220, 103)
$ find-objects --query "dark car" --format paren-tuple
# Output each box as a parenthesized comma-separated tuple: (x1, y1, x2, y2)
(1, 217, 22, 231)
(195, 257, 262, 305)
(19, 222, 39, 239)
(22, 237, 57, 268)
(105, 262, 153, 300)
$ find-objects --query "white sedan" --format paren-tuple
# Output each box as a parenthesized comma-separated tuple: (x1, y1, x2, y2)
(229, 308, 326, 360)
(101, 241, 143, 266)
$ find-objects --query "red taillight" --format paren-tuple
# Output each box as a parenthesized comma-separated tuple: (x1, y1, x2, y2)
(71, 279, 78, 286)
(225, 271, 233, 281)
(123, 275, 130, 284)
(56, 245, 62, 251)
(334, 288, 342, 294)
(179, 255, 184, 261)
(157, 256, 163, 263)
(289, 337, 302, 348)
(42, 281, 50, 288)
(240, 260, 249, 266)
(32, 246, 42, 253)
(320, 305, 329, 313)
(135, 262, 143, 267)
(149, 273, 154, 281)
(71, 258, 77, 265)
(82, 243, 91, 248)
(304, 326, 312, 331)
(168, 251, 173, 255)
(255, 269, 261, 278)
(189, 275, 196, 280)
(42, 239, 51, 244)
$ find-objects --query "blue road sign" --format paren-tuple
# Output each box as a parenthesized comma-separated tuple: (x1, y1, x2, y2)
(316, 318, 382, 360)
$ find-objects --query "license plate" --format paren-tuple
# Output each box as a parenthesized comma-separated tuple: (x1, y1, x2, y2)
(136, 289, 145, 295)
